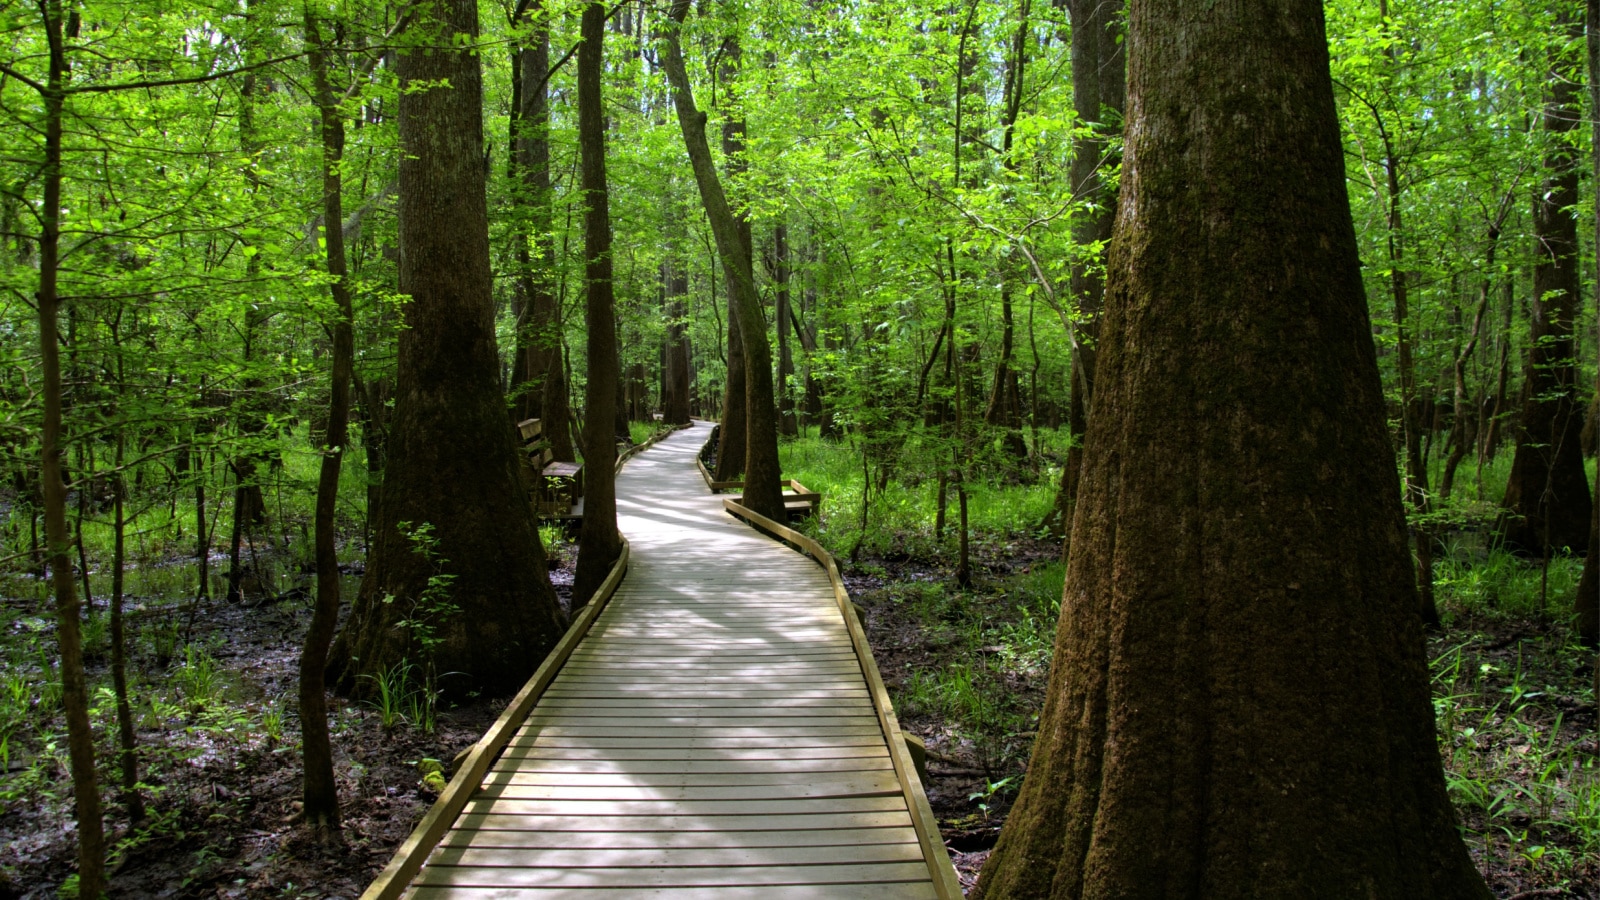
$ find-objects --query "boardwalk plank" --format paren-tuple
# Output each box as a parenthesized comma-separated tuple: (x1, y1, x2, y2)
(487, 757, 898, 774)
(411, 883, 937, 899)
(434, 827, 918, 850)
(425, 843, 926, 868)
(415, 862, 934, 888)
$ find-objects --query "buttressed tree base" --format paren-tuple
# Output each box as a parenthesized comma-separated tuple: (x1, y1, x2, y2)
(972, 0, 1492, 897)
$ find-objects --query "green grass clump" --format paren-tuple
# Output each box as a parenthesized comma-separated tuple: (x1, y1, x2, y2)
(778, 426, 1062, 560)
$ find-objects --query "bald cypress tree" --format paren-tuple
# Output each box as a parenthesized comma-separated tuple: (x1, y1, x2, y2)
(972, 1, 1490, 896)
(329, 0, 564, 699)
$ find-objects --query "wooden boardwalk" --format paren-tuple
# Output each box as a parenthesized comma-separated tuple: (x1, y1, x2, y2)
(375, 421, 958, 899)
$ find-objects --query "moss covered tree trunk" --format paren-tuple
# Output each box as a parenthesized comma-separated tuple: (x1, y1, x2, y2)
(1500, 7, 1591, 557)
(329, 0, 564, 700)
(972, 1, 1490, 896)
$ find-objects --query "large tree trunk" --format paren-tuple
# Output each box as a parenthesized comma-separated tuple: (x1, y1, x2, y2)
(1499, 7, 1591, 556)
(661, 1, 785, 521)
(299, 13, 355, 834)
(1043, 0, 1124, 537)
(509, 3, 574, 462)
(972, 1, 1489, 896)
(329, 0, 564, 700)
(572, 0, 623, 607)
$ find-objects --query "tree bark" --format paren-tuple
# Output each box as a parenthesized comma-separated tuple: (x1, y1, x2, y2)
(572, 0, 623, 607)
(1499, 6, 1591, 556)
(972, 1, 1489, 896)
(661, 0, 785, 521)
(329, 0, 564, 700)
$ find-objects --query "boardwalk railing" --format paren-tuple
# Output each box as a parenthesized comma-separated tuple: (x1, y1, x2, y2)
(721, 497, 962, 900)
(361, 554, 634, 898)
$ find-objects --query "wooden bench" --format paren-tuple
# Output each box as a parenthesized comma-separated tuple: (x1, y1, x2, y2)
(516, 418, 583, 519)
(721, 478, 822, 521)
(696, 424, 822, 520)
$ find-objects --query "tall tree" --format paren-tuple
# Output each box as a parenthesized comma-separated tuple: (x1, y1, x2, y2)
(1576, 0, 1600, 649)
(572, 0, 623, 606)
(973, 0, 1490, 895)
(661, 0, 785, 521)
(31, 1, 105, 890)
(298, 8, 358, 835)
(329, 0, 565, 699)
(711, 32, 750, 482)
(774, 221, 797, 436)
(509, 0, 575, 461)
(662, 223, 693, 427)
(1041, 0, 1124, 537)
(1499, 5, 1590, 556)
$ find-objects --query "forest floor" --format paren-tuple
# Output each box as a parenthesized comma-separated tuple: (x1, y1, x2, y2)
(1, 530, 1597, 897)
(847, 536, 1600, 898)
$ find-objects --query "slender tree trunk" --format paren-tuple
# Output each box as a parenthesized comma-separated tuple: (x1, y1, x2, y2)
(972, 1, 1489, 895)
(1478, 272, 1515, 480)
(34, 3, 105, 890)
(194, 443, 209, 599)
(986, 1, 1033, 463)
(663, 250, 692, 426)
(329, 0, 564, 699)
(1500, 7, 1591, 556)
(1575, 0, 1600, 649)
(110, 434, 142, 824)
(774, 222, 797, 437)
(299, 14, 356, 834)
(509, 3, 573, 460)
(1044, 0, 1124, 537)
(660, 2, 784, 520)
(1381, 122, 1440, 627)
(1440, 207, 1508, 500)
(572, 0, 623, 606)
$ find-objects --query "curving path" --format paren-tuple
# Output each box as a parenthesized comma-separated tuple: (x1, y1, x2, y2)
(398, 421, 956, 899)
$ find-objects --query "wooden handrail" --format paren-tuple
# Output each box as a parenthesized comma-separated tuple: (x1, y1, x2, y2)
(722, 498, 963, 900)
(615, 420, 687, 472)
(359, 537, 632, 900)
